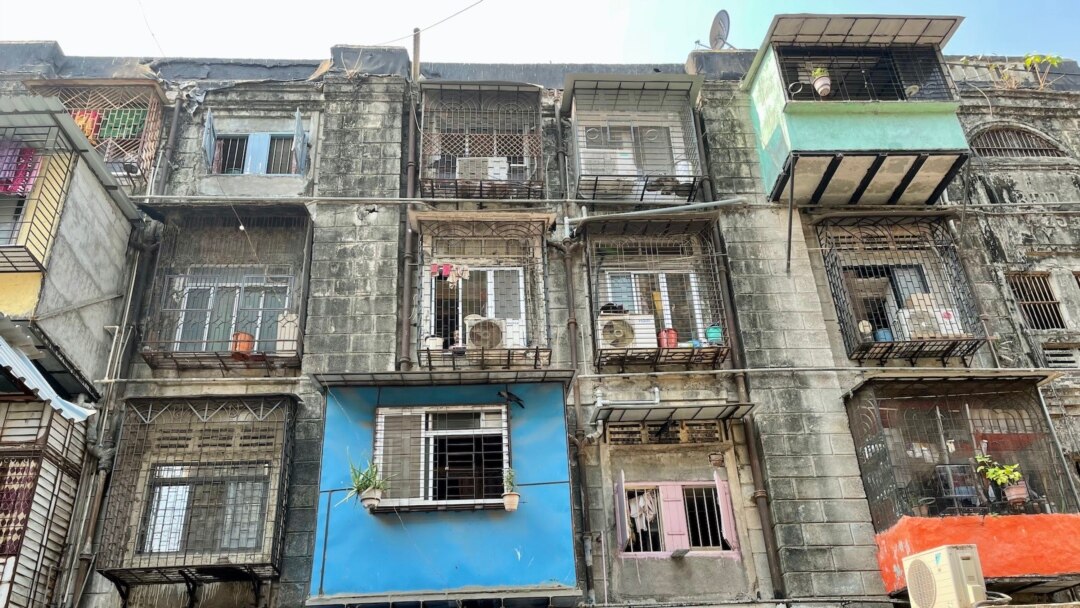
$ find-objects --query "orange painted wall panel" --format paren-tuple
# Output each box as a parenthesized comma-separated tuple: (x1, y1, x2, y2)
(876, 514, 1080, 593)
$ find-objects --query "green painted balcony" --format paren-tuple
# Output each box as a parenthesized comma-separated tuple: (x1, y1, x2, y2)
(743, 15, 970, 205)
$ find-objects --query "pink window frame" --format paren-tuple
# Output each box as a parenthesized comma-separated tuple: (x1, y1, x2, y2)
(616, 471, 740, 559)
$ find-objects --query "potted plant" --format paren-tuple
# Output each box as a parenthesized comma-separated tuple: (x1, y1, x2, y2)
(502, 468, 520, 511)
(345, 460, 388, 510)
(810, 66, 832, 96)
(975, 454, 1028, 504)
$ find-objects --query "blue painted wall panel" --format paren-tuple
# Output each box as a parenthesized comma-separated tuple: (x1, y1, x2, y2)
(311, 382, 576, 598)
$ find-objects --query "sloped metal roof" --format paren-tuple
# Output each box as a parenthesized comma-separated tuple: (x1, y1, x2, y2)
(0, 317, 94, 421)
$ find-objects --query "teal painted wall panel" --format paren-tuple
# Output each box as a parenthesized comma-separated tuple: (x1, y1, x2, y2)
(785, 110, 969, 153)
(749, 46, 792, 194)
(311, 383, 576, 599)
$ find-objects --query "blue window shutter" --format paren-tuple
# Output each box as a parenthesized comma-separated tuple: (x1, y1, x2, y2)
(244, 133, 271, 174)
(202, 109, 216, 168)
(293, 108, 309, 174)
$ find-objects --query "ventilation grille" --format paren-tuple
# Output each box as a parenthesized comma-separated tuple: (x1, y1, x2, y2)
(607, 421, 722, 445)
(907, 559, 937, 608)
(1044, 347, 1080, 369)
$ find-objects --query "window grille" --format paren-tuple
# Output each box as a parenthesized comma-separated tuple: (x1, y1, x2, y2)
(1007, 272, 1066, 330)
(847, 379, 1077, 532)
(212, 136, 248, 174)
(97, 397, 293, 585)
(373, 405, 509, 511)
(971, 128, 1067, 159)
(615, 478, 737, 555)
(817, 218, 985, 362)
(776, 46, 954, 102)
(416, 218, 551, 370)
(26, 83, 163, 188)
(420, 88, 543, 199)
(606, 421, 722, 445)
(267, 136, 295, 174)
(572, 87, 704, 202)
(587, 223, 729, 370)
(0, 128, 77, 272)
(141, 211, 308, 369)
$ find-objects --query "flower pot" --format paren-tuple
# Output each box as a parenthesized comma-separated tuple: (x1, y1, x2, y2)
(502, 491, 520, 511)
(231, 331, 255, 359)
(813, 75, 832, 97)
(360, 488, 383, 510)
(1004, 481, 1029, 504)
(658, 328, 678, 348)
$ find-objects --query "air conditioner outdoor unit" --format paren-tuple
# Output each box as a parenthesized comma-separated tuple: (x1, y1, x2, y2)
(466, 317, 507, 349)
(457, 157, 509, 181)
(596, 314, 657, 349)
(275, 312, 299, 355)
(903, 544, 986, 608)
(894, 309, 965, 340)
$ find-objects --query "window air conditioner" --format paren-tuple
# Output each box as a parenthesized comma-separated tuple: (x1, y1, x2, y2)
(466, 317, 507, 349)
(275, 313, 299, 355)
(456, 157, 509, 181)
(902, 544, 986, 608)
(596, 314, 658, 349)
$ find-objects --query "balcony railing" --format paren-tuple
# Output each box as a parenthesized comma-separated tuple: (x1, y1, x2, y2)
(817, 217, 985, 363)
(776, 45, 955, 102)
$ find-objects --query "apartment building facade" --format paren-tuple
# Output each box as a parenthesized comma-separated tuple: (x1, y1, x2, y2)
(0, 11, 1078, 608)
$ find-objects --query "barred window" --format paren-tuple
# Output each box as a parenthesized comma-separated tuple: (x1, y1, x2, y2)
(428, 267, 526, 349)
(971, 128, 1067, 158)
(1007, 272, 1066, 330)
(616, 478, 737, 556)
(374, 405, 509, 510)
(211, 134, 298, 175)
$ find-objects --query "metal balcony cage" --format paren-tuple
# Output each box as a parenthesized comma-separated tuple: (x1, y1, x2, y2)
(817, 216, 985, 363)
(585, 217, 730, 371)
(140, 209, 309, 370)
(420, 85, 543, 199)
(847, 377, 1077, 532)
(27, 83, 163, 189)
(97, 397, 294, 588)
(0, 125, 76, 272)
(415, 216, 551, 370)
(776, 45, 955, 102)
(572, 85, 705, 202)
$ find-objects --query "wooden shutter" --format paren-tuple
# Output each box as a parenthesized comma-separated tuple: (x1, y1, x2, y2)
(614, 470, 628, 550)
(202, 109, 216, 168)
(244, 133, 271, 175)
(658, 484, 689, 550)
(714, 470, 739, 550)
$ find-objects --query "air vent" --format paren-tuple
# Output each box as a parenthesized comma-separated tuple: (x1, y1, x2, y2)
(239, 430, 278, 449)
(198, 428, 235, 449)
(606, 421, 722, 445)
(153, 431, 193, 451)
(1044, 347, 1079, 369)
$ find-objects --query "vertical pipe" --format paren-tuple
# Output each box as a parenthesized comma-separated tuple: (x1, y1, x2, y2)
(154, 96, 184, 195)
(397, 27, 421, 371)
(785, 154, 795, 273)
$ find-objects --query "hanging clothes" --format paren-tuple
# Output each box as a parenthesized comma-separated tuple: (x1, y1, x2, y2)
(627, 489, 659, 533)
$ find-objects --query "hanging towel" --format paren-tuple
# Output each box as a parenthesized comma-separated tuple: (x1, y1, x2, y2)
(628, 489, 658, 532)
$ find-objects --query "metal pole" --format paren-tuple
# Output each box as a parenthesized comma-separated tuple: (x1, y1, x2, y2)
(785, 154, 795, 273)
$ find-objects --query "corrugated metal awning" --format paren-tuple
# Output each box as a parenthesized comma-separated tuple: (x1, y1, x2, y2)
(593, 401, 754, 423)
(0, 321, 94, 421)
(576, 212, 718, 237)
(765, 15, 962, 47)
(419, 80, 543, 92)
(312, 369, 576, 390)
(560, 73, 703, 115)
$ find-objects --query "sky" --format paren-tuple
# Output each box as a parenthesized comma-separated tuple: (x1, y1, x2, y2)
(1, 0, 1078, 64)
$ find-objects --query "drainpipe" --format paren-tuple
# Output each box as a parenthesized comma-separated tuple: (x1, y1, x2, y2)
(397, 28, 421, 372)
(153, 95, 184, 195)
(710, 223, 785, 598)
(548, 237, 594, 604)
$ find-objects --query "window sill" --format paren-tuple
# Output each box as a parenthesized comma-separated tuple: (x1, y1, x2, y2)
(619, 549, 740, 560)
(370, 498, 505, 513)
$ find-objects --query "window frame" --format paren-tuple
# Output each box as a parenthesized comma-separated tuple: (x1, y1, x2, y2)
(602, 269, 706, 341)
(426, 265, 528, 348)
(171, 265, 293, 353)
(210, 133, 298, 176)
(373, 404, 510, 510)
(1006, 271, 1067, 330)
(614, 471, 739, 559)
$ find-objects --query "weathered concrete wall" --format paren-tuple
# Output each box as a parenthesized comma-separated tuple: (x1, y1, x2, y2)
(34, 160, 132, 386)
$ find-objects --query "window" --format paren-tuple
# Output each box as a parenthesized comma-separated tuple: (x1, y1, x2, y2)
(1007, 272, 1066, 330)
(170, 266, 292, 353)
(202, 109, 309, 175)
(427, 266, 527, 349)
(0, 458, 39, 555)
(0, 198, 25, 246)
(581, 125, 679, 176)
(602, 270, 704, 340)
(971, 128, 1067, 158)
(140, 462, 270, 554)
(777, 46, 952, 102)
(374, 405, 509, 509)
(615, 475, 738, 556)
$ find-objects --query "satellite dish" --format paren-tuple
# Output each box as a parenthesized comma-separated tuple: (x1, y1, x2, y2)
(709, 10, 731, 50)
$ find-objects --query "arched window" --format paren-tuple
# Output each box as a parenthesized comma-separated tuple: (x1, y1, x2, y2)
(970, 127, 1067, 158)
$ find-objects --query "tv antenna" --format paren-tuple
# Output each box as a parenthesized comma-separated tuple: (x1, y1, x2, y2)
(709, 10, 734, 50)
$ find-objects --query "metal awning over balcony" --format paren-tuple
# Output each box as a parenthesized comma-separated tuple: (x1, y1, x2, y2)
(593, 401, 752, 424)
(771, 151, 968, 205)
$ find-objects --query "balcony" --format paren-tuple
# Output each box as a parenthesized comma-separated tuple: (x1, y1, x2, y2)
(563, 75, 707, 203)
(817, 216, 985, 363)
(140, 210, 309, 371)
(419, 83, 543, 200)
(97, 397, 293, 589)
(846, 374, 1080, 594)
(744, 15, 969, 205)
(412, 211, 553, 371)
(584, 215, 731, 371)
(0, 125, 76, 272)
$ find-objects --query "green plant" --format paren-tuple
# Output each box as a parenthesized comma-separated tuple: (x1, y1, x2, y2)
(345, 459, 387, 503)
(975, 454, 1023, 486)
(810, 66, 829, 79)
(503, 468, 517, 494)
(1024, 53, 1063, 91)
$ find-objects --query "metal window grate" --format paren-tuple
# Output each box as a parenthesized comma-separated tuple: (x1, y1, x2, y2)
(606, 421, 722, 445)
(817, 218, 985, 362)
(587, 226, 730, 370)
(212, 136, 247, 174)
(624, 488, 663, 552)
(683, 487, 730, 549)
(1007, 272, 1066, 330)
(0, 458, 40, 556)
(971, 128, 1067, 159)
(374, 405, 509, 511)
(847, 379, 1077, 531)
(97, 397, 293, 585)
(141, 210, 308, 369)
(420, 88, 543, 199)
(776, 46, 954, 102)
(267, 136, 295, 174)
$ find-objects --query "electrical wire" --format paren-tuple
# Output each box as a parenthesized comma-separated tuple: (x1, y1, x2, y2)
(133, 0, 166, 57)
(372, 0, 487, 46)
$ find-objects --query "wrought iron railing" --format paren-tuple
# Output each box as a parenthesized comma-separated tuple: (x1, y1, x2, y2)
(776, 45, 955, 102)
